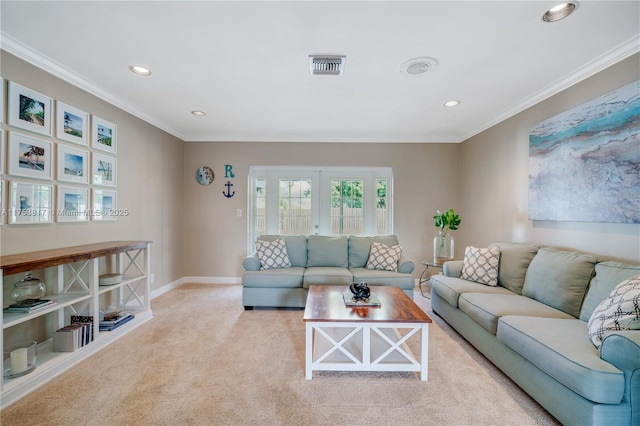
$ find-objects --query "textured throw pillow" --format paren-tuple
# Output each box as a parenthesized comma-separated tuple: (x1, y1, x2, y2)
(365, 242, 403, 271)
(588, 274, 640, 349)
(255, 238, 291, 270)
(461, 246, 501, 286)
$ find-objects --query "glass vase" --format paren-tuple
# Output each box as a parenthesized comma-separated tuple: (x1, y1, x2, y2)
(433, 231, 454, 265)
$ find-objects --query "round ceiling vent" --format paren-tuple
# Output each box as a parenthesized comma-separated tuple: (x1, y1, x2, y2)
(400, 57, 439, 76)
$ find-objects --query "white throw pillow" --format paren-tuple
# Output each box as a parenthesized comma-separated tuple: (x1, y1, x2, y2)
(588, 274, 640, 349)
(256, 238, 291, 270)
(461, 246, 501, 286)
(366, 242, 403, 271)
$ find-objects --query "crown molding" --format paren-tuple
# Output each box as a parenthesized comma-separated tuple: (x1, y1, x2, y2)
(460, 34, 640, 142)
(0, 32, 188, 141)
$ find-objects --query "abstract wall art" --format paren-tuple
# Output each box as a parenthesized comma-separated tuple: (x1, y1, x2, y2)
(529, 80, 640, 223)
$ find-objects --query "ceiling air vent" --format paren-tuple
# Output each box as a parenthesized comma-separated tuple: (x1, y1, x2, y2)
(309, 55, 346, 75)
(400, 57, 439, 76)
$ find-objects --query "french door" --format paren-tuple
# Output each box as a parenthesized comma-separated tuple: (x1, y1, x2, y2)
(248, 166, 392, 253)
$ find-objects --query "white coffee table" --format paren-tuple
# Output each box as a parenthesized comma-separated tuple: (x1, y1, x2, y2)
(303, 285, 432, 380)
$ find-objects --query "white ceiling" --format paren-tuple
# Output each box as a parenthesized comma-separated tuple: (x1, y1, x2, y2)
(1, 1, 639, 143)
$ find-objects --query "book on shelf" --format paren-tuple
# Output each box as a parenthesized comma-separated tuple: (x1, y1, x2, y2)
(53, 321, 94, 352)
(99, 314, 135, 331)
(3, 299, 56, 313)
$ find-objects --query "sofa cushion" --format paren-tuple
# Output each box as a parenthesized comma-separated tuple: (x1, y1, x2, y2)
(459, 293, 574, 335)
(489, 241, 539, 294)
(348, 235, 399, 268)
(429, 275, 514, 307)
(255, 238, 291, 270)
(257, 235, 307, 267)
(522, 247, 596, 318)
(588, 274, 640, 349)
(497, 316, 625, 404)
(350, 268, 414, 290)
(302, 267, 352, 288)
(365, 242, 402, 271)
(242, 267, 305, 288)
(579, 261, 640, 321)
(460, 246, 500, 286)
(306, 235, 348, 267)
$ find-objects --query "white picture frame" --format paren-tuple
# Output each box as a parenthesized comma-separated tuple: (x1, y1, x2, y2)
(0, 77, 4, 123)
(92, 153, 116, 187)
(0, 131, 4, 174)
(7, 81, 53, 136)
(91, 116, 117, 154)
(0, 180, 4, 225)
(56, 101, 89, 145)
(92, 188, 117, 221)
(8, 132, 53, 180)
(56, 185, 89, 222)
(8, 180, 53, 224)
(57, 144, 88, 184)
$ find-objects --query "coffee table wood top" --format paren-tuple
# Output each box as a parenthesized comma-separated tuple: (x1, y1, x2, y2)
(303, 285, 432, 324)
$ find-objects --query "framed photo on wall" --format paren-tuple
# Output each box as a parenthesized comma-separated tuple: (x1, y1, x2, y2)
(8, 132, 53, 180)
(92, 153, 117, 187)
(7, 81, 53, 136)
(0, 180, 4, 225)
(0, 131, 4, 174)
(57, 144, 88, 184)
(8, 180, 53, 224)
(57, 185, 89, 222)
(92, 188, 117, 221)
(92, 116, 117, 154)
(56, 101, 89, 145)
(0, 77, 4, 123)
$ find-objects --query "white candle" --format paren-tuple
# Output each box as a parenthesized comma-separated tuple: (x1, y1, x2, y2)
(10, 347, 28, 374)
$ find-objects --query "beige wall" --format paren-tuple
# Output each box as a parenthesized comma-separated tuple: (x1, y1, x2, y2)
(0, 52, 185, 291)
(183, 142, 459, 277)
(458, 54, 640, 263)
(4, 48, 636, 291)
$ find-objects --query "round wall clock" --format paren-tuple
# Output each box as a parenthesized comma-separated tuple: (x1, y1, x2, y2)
(195, 166, 214, 186)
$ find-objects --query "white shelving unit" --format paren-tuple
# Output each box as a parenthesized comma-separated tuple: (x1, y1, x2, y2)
(1, 241, 152, 409)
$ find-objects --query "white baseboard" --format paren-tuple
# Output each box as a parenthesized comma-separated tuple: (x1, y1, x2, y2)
(151, 277, 242, 299)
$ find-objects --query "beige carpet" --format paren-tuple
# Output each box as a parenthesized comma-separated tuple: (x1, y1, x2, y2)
(1, 283, 559, 426)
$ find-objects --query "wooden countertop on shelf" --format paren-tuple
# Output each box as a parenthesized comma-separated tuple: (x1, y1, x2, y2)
(1, 241, 151, 276)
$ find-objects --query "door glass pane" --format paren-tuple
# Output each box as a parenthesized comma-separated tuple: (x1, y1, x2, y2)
(278, 179, 311, 234)
(376, 179, 388, 234)
(330, 179, 363, 235)
(255, 178, 266, 235)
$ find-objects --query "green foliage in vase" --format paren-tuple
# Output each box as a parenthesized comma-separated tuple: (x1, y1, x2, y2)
(433, 209, 461, 235)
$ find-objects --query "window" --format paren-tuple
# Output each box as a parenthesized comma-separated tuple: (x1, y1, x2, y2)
(278, 178, 312, 234)
(330, 179, 364, 235)
(248, 167, 392, 252)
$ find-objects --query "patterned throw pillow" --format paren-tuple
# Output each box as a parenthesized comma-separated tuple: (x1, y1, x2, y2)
(461, 246, 501, 286)
(588, 274, 640, 349)
(366, 242, 403, 271)
(256, 238, 291, 270)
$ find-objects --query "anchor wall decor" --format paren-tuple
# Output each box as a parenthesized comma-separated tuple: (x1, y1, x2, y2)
(222, 164, 236, 198)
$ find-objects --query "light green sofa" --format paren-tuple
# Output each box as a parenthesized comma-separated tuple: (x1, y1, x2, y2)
(430, 241, 640, 426)
(242, 234, 415, 309)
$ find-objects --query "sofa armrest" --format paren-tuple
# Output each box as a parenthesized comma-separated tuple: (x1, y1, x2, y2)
(600, 331, 640, 405)
(443, 260, 463, 277)
(397, 256, 414, 274)
(242, 254, 261, 271)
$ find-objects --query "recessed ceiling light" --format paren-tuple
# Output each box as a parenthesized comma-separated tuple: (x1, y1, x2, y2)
(128, 65, 152, 76)
(191, 110, 206, 117)
(542, 3, 578, 22)
(444, 100, 460, 107)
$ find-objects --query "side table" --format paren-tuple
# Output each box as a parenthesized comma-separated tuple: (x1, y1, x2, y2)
(418, 261, 445, 298)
